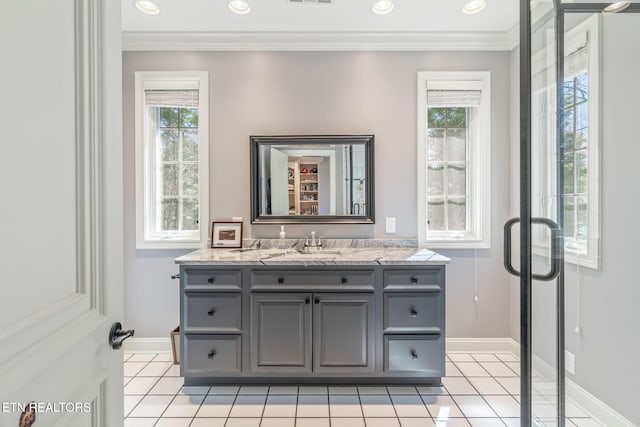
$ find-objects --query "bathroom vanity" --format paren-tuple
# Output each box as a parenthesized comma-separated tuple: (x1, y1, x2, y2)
(175, 242, 449, 385)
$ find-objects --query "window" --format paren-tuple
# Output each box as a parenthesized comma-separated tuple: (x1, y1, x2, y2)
(135, 72, 209, 249)
(532, 15, 600, 268)
(417, 71, 491, 248)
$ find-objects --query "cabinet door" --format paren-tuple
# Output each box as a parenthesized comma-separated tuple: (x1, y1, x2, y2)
(251, 293, 312, 373)
(313, 293, 374, 373)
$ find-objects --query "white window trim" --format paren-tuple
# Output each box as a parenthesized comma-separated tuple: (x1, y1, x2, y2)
(135, 71, 209, 249)
(532, 15, 600, 269)
(417, 71, 491, 249)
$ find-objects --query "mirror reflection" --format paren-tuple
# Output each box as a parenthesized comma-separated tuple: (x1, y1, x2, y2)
(250, 135, 374, 223)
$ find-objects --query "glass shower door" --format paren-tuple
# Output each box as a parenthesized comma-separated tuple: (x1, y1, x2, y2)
(514, 1, 640, 426)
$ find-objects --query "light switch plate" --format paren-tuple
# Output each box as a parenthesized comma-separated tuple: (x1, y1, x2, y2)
(385, 217, 396, 234)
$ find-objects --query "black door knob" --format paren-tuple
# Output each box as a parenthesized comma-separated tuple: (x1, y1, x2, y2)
(109, 322, 135, 350)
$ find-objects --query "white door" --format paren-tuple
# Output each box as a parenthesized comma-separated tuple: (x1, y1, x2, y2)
(0, 1, 123, 426)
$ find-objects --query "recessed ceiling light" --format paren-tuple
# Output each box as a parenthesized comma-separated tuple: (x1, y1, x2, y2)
(135, 0, 159, 15)
(372, 0, 395, 15)
(462, 0, 487, 15)
(603, 1, 631, 13)
(229, 0, 251, 15)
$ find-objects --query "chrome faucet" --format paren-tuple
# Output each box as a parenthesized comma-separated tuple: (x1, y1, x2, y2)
(304, 231, 322, 251)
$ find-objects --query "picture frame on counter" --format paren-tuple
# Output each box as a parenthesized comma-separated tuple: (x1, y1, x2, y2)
(210, 221, 243, 248)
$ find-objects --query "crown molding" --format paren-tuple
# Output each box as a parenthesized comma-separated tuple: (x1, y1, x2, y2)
(122, 31, 514, 51)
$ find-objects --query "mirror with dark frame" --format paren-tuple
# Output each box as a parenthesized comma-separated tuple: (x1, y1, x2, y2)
(250, 135, 375, 223)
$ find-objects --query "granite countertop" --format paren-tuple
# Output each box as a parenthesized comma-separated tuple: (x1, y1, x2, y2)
(175, 239, 450, 266)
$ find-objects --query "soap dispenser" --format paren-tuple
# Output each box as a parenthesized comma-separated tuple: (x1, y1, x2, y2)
(278, 225, 288, 249)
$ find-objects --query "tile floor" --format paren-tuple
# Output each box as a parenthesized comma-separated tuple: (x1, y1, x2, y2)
(123, 352, 601, 427)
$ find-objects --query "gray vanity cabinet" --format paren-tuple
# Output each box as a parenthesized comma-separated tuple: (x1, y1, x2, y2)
(178, 263, 445, 385)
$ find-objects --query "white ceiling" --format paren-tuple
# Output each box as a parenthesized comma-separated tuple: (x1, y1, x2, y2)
(121, 0, 640, 50)
(121, 0, 519, 34)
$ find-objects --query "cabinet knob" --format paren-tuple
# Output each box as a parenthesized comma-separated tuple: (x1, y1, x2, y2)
(411, 350, 418, 360)
(305, 297, 310, 304)
(207, 309, 216, 316)
(341, 277, 348, 284)
(410, 277, 418, 284)
(314, 298, 320, 304)
(208, 350, 216, 359)
(410, 308, 418, 317)
(207, 277, 216, 284)
(278, 277, 285, 284)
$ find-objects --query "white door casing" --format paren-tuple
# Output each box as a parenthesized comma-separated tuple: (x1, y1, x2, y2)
(0, 1, 123, 426)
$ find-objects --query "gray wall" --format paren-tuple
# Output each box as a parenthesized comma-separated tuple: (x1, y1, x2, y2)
(122, 50, 514, 340)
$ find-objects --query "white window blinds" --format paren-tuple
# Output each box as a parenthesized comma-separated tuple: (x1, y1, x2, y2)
(144, 89, 199, 108)
(565, 46, 588, 78)
(427, 89, 482, 107)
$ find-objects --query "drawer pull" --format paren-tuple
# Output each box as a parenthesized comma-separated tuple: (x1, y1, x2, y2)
(278, 277, 285, 284)
(207, 277, 216, 284)
(411, 350, 419, 360)
(410, 308, 418, 317)
(208, 350, 216, 359)
(410, 277, 418, 284)
(341, 277, 348, 284)
(207, 309, 216, 316)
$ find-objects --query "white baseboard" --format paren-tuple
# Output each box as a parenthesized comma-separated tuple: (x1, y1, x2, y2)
(124, 337, 172, 353)
(446, 337, 519, 355)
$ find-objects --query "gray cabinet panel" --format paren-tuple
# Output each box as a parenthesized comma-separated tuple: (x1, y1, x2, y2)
(251, 269, 375, 291)
(184, 292, 241, 333)
(184, 334, 241, 375)
(383, 268, 443, 291)
(384, 335, 444, 376)
(383, 293, 441, 334)
(313, 293, 374, 373)
(185, 269, 242, 291)
(251, 293, 311, 372)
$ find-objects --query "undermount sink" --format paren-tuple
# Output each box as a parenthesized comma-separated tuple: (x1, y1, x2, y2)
(295, 249, 345, 255)
(263, 249, 347, 260)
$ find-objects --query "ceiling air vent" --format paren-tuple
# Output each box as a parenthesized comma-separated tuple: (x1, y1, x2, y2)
(289, 0, 332, 4)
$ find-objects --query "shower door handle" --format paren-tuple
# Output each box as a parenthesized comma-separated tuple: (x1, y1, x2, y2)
(504, 217, 562, 281)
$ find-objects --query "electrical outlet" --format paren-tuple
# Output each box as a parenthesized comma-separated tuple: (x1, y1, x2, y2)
(385, 217, 396, 233)
(565, 350, 576, 375)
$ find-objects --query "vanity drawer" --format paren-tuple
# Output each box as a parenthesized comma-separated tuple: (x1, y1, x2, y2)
(383, 269, 443, 291)
(183, 334, 241, 374)
(383, 293, 442, 333)
(250, 270, 375, 291)
(184, 269, 242, 291)
(184, 293, 241, 332)
(384, 335, 444, 375)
